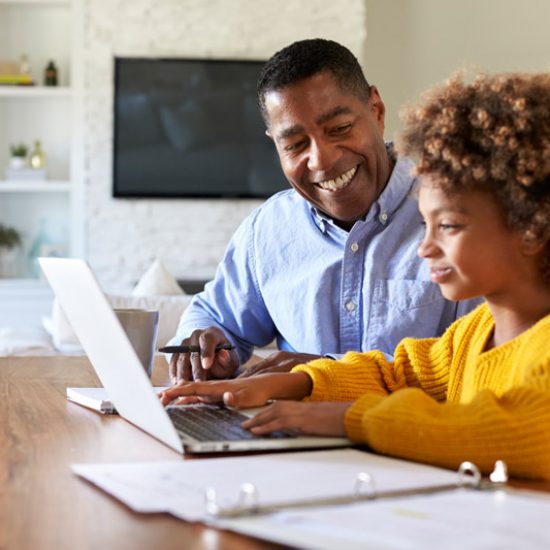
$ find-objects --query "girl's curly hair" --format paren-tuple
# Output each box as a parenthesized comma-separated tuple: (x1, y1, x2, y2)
(397, 71, 550, 284)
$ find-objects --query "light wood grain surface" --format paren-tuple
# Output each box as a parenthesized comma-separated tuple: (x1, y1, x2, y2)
(0, 356, 286, 550)
(2, 356, 549, 550)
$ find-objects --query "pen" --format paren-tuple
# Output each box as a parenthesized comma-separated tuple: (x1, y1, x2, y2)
(157, 343, 235, 353)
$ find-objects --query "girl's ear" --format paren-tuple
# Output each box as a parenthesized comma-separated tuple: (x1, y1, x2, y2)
(521, 232, 547, 256)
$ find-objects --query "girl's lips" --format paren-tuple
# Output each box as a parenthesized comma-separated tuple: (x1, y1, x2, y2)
(429, 267, 453, 284)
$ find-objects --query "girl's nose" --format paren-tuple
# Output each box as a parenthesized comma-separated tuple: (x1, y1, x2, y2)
(417, 230, 438, 259)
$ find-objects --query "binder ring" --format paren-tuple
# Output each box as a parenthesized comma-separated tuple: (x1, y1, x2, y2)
(238, 482, 260, 512)
(354, 471, 376, 499)
(204, 486, 219, 516)
(457, 461, 482, 488)
(489, 460, 508, 484)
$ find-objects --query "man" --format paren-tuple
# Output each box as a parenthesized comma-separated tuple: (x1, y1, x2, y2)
(168, 38, 479, 383)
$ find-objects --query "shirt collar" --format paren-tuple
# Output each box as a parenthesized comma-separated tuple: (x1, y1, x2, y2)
(370, 155, 417, 222)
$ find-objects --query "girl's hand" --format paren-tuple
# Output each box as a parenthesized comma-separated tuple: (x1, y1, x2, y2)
(159, 372, 313, 408)
(242, 401, 353, 437)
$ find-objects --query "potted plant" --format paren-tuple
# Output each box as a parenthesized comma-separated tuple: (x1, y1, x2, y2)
(9, 143, 28, 170)
(0, 223, 22, 277)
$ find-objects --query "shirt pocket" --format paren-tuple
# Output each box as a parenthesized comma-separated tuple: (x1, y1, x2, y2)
(368, 279, 448, 354)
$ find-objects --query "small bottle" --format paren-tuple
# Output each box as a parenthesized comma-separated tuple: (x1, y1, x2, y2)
(19, 54, 31, 76)
(44, 60, 58, 86)
(28, 219, 52, 278)
(29, 140, 47, 170)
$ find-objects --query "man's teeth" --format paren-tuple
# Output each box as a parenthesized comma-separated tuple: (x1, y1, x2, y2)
(317, 166, 357, 191)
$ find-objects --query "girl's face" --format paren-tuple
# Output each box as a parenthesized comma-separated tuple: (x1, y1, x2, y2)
(417, 181, 527, 302)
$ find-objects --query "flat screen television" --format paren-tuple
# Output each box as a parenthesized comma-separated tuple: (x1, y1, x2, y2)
(113, 57, 288, 199)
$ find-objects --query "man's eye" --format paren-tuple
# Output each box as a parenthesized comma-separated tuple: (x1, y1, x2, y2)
(331, 124, 352, 135)
(284, 141, 306, 153)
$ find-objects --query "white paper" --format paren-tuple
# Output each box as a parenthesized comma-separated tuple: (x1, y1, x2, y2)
(223, 489, 550, 550)
(72, 449, 458, 522)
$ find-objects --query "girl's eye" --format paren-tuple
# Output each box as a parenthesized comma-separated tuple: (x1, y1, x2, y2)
(439, 224, 462, 231)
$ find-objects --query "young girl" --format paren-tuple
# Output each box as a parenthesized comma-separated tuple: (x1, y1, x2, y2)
(161, 72, 550, 480)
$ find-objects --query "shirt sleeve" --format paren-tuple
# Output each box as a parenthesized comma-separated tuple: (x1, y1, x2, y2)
(169, 213, 277, 365)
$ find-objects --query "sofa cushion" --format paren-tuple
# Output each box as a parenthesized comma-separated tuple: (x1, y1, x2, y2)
(0, 326, 56, 356)
(49, 293, 193, 353)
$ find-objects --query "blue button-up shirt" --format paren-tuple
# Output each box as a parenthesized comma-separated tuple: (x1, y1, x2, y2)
(172, 156, 480, 364)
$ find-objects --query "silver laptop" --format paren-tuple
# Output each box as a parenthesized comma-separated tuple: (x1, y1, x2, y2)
(39, 257, 351, 454)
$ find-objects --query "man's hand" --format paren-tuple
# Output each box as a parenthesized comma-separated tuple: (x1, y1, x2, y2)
(238, 351, 321, 378)
(160, 372, 313, 408)
(242, 401, 352, 437)
(168, 327, 240, 383)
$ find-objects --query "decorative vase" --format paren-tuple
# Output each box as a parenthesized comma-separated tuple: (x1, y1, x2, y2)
(29, 141, 46, 169)
(0, 246, 18, 278)
(9, 156, 26, 170)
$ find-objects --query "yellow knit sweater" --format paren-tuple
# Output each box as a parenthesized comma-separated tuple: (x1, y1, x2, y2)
(292, 303, 550, 480)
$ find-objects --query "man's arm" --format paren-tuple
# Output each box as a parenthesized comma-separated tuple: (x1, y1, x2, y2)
(168, 214, 278, 382)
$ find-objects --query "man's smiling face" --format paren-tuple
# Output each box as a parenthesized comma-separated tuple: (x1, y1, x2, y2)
(264, 71, 390, 229)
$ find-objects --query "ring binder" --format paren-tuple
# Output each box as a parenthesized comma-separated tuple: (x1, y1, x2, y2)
(205, 460, 509, 518)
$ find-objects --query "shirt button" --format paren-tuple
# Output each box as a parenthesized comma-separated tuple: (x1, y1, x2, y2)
(345, 301, 356, 312)
(350, 242, 359, 253)
(379, 212, 388, 223)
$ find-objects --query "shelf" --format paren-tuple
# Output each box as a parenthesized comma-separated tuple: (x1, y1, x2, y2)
(0, 1, 70, 6)
(0, 180, 70, 191)
(0, 0, 83, 266)
(0, 86, 72, 98)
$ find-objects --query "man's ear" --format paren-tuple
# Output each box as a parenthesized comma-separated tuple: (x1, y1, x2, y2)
(265, 129, 273, 140)
(368, 85, 386, 135)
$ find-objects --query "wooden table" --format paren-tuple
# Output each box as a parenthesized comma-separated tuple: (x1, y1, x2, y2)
(3, 356, 549, 550)
(0, 356, 286, 550)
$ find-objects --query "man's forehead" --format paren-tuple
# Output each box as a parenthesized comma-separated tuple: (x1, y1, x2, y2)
(264, 72, 363, 111)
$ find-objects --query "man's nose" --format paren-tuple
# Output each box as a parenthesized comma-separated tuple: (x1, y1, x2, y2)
(307, 139, 340, 172)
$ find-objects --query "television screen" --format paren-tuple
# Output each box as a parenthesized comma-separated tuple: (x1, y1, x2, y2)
(113, 57, 288, 198)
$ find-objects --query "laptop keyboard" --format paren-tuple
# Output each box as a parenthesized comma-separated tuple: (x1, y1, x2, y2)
(166, 404, 294, 441)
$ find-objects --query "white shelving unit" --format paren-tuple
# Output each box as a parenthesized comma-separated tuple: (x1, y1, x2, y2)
(0, 0, 83, 279)
(0, 85, 72, 97)
(0, 181, 70, 191)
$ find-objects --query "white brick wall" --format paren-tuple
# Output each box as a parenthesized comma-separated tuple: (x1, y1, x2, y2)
(83, 0, 367, 292)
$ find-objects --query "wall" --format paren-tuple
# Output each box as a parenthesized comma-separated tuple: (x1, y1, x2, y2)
(83, 0, 367, 291)
(365, 0, 550, 139)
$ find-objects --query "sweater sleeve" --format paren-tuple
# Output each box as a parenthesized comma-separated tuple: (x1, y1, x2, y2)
(345, 384, 550, 481)
(292, 330, 455, 403)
